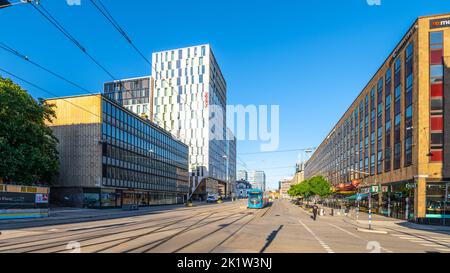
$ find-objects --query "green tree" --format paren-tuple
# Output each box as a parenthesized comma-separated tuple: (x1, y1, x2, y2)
(0, 77, 59, 185)
(309, 176, 332, 198)
(288, 180, 313, 199)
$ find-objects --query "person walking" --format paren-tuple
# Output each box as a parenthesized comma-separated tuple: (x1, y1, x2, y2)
(312, 204, 319, 221)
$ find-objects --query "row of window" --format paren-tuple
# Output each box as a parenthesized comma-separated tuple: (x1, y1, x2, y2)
(306, 40, 416, 183)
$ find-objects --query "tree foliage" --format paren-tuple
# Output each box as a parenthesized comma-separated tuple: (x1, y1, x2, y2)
(288, 176, 332, 199)
(0, 76, 59, 185)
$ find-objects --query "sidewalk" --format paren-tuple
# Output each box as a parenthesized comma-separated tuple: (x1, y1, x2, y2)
(0, 201, 211, 230)
(296, 204, 450, 232)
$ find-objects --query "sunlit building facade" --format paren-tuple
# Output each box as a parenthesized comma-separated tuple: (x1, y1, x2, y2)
(46, 94, 189, 208)
(152, 44, 231, 198)
(305, 14, 450, 224)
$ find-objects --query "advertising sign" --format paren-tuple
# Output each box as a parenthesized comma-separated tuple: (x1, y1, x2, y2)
(430, 17, 450, 29)
(35, 194, 49, 204)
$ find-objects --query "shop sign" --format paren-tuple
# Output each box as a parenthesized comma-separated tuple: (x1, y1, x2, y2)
(356, 194, 363, 201)
(371, 186, 380, 193)
(360, 188, 370, 194)
(430, 17, 450, 29)
(381, 186, 389, 193)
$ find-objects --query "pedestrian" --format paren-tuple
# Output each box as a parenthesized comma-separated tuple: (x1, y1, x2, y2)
(312, 204, 318, 221)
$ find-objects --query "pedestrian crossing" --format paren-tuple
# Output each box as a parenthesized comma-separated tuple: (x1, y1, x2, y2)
(391, 232, 450, 253)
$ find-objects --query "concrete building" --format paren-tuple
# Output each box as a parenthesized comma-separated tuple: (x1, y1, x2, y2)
(304, 14, 450, 224)
(279, 178, 292, 199)
(248, 171, 266, 192)
(152, 44, 231, 199)
(45, 94, 189, 208)
(291, 163, 305, 185)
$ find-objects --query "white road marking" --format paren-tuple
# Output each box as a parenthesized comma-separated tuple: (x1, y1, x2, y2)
(390, 232, 450, 252)
(298, 220, 334, 253)
(327, 223, 393, 253)
(327, 223, 361, 239)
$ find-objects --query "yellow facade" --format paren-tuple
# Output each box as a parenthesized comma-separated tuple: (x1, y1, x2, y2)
(45, 95, 102, 126)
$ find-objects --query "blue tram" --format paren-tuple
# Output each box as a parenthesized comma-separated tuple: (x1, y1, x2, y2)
(247, 189, 268, 209)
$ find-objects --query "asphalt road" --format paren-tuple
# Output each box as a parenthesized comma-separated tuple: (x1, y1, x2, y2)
(0, 199, 449, 253)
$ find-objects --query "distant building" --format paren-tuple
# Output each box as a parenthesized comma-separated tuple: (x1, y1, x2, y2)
(235, 180, 252, 198)
(279, 179, 292, 199)
(247, 171, 266, 191)
(226, 128, 237, 196)
(237, 170, 248, 181)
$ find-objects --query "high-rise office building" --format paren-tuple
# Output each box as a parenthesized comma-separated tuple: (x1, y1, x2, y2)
(226, 128, 237, 195)
(152, 44, 231, 198)
(304, 14, 450, 225)
(248, 171, 266, 192)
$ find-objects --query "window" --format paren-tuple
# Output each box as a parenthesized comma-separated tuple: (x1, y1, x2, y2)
(429, 31, 444, 162)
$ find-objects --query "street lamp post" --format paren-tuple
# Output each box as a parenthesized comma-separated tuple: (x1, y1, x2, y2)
(223, 155, 230, 199)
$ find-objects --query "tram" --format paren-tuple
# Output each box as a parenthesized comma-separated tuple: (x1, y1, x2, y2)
(247, 189, 268, 209)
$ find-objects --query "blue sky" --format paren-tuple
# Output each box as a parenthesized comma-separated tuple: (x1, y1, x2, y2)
(1, 0, 449, 190)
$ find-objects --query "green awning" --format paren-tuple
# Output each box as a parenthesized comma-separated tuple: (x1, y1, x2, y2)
(345, 193, 369, 201)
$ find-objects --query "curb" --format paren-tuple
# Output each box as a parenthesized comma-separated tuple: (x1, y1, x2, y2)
(356, 228, 388, 234)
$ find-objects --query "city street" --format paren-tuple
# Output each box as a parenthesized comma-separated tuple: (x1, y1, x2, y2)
(0, 200, 449, 253)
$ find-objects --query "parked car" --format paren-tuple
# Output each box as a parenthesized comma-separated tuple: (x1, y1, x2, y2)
(206, 194, 219, 203)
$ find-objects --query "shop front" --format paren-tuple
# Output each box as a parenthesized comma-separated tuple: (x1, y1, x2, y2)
(82, 188, 185, 208)
(357, 181, 415, 221)
(425, 182, 450, 223)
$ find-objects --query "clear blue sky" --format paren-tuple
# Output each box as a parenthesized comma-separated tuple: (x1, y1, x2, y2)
(1, 0, 449, 190)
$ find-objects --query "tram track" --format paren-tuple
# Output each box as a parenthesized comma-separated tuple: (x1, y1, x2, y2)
(0, 204, 244, 253)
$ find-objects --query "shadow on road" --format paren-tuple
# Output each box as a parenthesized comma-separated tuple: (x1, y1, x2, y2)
(259, 225, 284, 253)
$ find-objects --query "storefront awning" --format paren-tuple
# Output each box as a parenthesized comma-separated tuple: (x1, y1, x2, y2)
(345, 193, 369, 201)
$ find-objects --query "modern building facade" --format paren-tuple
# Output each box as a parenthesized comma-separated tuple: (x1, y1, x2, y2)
(305, 14, 450, 224)
(45, 94, 189, 208)
(226, 128, 237, 196)
(103, 76, 154, 119)
(151, 44, 231, 198)
(248, 171, 266, 192)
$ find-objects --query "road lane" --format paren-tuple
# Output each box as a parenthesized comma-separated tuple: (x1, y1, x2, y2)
(0, 199, 448, 253)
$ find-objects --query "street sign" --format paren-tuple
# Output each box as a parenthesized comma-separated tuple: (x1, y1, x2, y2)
(371, 186, 380, 193)
(356, 194, 362, 201)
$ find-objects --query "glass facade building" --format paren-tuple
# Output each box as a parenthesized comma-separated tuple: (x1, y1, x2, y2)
(304, 14, 450, 225)
(103, 76, 153, 118)
(46, 94, 189, 208)
(152, 44, 235, 199)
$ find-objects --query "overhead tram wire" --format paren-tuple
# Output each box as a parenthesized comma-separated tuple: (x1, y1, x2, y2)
(29, 1, 117, 80)
(239, 147, 318, 156)
(27, 1, 170, 131)
(88, 0, 151, 65)
(0, 41, 96, 95)
(0, 67, 102, 121)
(88, 0, 211, 129)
